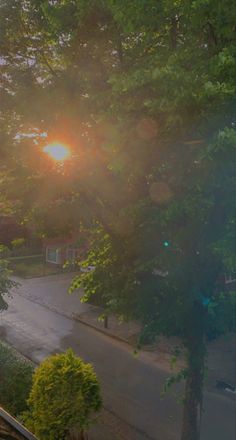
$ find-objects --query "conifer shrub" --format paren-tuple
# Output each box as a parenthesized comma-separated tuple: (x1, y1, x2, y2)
(24, 349, 102, 440)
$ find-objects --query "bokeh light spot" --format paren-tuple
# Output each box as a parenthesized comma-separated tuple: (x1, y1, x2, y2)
(43, 143, 70, 161)
(163, 240, 170, 247)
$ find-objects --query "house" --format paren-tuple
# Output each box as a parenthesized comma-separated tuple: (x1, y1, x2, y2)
(43, 235, 88, 266)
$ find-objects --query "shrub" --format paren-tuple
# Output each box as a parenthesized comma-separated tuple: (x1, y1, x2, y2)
(0, 342, 34, 416)
(24, 349, 102, 440)
(11, 238, 25, 249)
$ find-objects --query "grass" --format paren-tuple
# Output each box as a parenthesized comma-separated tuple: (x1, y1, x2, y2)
(0, 341, 34, 416)
(9, 255, 64, 279)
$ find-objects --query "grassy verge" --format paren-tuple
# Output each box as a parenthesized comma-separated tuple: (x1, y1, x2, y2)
(0, 341, 34, 417)
(9, 255, 64, 278)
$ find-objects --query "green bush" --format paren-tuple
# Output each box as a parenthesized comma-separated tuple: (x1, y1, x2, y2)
(24, 349, 102, 440)
(0, 342, 34, 416)
(11, 238, 26, 249)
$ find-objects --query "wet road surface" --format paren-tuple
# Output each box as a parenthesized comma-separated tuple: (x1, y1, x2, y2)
(0, 291, 235, 440)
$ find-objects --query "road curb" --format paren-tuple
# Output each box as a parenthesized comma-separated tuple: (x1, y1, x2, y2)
(73, 315, 132, 347)
(14, 290, 134, 349)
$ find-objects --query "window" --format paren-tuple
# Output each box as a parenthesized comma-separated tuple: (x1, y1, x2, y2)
(46, 247, 61, 264)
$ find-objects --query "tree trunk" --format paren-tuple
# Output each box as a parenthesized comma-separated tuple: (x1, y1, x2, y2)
(67, 428, 88, 440)
(181, 355, 204, 440)
(181, 303, 206, 440)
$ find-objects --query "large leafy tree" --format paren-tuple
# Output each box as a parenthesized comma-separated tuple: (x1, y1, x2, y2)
(1, 1, 236, 439)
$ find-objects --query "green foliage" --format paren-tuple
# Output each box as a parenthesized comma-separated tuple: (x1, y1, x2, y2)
(10, 256, 61, 278)
(11, 237, 25, 248)
(162, 369, 188, 397)
(1, 2, 236, 437)
(0, 246, 17, 311)
(207, 291, 236, 339)
(0, 342, 34, 416)
(24, 349, 102, 440)
(70, 229, 138, 317)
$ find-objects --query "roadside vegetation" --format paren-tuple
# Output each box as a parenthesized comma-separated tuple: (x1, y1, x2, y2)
(9, 255, 62, 279)
(0, 342, 101, 440)
(23, 349, 102, 440)
(0, 341, 34, 417)
(0, 246, 17, 310)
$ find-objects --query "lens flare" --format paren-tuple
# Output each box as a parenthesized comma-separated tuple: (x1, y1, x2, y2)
(43, 143, 70, 161)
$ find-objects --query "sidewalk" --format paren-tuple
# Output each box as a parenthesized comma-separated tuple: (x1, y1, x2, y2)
(12, 274, 236, 387)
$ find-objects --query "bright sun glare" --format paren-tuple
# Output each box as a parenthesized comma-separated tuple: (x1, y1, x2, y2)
(43, 143, 70, 161)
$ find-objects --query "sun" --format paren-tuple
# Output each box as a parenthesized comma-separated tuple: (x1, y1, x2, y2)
(43, 143, 71, 161)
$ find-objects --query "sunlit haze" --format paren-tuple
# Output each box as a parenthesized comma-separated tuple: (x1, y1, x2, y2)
(43, 143, 71, 161)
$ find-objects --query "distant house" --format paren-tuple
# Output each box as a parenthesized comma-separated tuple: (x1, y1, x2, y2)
(43, 235, 87, 266)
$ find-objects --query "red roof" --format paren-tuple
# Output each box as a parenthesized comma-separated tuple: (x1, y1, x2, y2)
(43, 237, 76, 247)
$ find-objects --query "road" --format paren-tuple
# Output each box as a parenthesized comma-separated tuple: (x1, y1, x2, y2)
(0, 291, 235, 440)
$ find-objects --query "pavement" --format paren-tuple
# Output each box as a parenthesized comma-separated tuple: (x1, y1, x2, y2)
(0, 274, 235, 440)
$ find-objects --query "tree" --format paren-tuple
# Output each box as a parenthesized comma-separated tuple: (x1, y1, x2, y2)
(1, 1, 236, 439)
(71, 128, 236, 440)
(24, 349, 102, 440)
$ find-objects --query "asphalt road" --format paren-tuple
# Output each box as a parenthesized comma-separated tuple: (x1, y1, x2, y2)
(0, 291, 235, 440)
